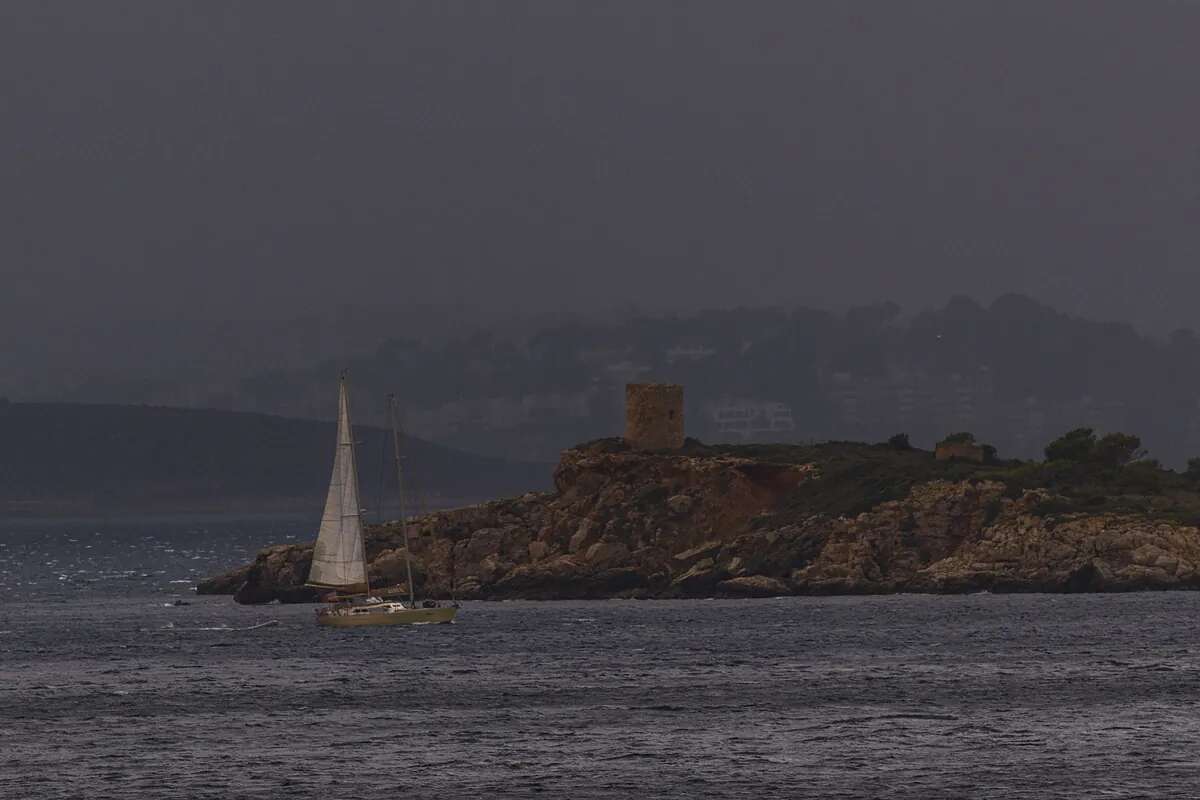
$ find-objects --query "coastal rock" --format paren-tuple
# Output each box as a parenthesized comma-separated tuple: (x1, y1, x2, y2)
(671, 558, 719, 592)
(568, 526, 592, 554)
(672, 540, 722, 564)
(370, 547, 424, 590)
(911, 513, 1200, 593)
(793, 481, 1008, 593)
(585, 540, 630, 567)
(195, 563, 252, 595)
(202, 441, 1200, 603)
(667, 494, 694, 517)
(232, 544, 321, 604)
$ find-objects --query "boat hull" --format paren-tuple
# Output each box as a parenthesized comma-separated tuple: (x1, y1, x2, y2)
(317, 604, 457, 628)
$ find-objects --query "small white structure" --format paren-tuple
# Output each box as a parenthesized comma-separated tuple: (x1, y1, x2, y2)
(710, 399, 796, 441)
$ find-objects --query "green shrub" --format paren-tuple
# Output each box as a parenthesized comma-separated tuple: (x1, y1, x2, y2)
(1116, 460, 1164, 494)
(998, 461, 1057, 493)
(1045, 428, 1097, 463)
(1094, 433, 1145, 468)
(1043, 428, 1146, 470)
(1031, 497, 1078, 517)
(1186, 458, 1200, 481)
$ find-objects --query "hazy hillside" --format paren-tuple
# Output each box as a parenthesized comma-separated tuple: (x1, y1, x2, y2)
(14, 295, 1200, 468)
(0, 401, 550, 515)
(221, 295, 1200, 466)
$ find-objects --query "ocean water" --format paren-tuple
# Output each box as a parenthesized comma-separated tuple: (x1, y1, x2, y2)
(3, 517, 1200, 798)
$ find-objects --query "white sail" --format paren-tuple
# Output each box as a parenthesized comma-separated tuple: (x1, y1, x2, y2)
(307, 377, 368, 591)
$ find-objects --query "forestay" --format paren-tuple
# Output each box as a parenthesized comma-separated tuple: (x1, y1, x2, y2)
(306, 377, 368, 591)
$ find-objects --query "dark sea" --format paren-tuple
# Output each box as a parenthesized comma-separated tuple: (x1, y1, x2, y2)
(3, 516, 1200, 799)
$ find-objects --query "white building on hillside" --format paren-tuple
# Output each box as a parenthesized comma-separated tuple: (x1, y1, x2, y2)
(709, 399, 796, 441)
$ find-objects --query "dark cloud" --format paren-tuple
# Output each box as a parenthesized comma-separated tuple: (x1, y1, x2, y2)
(2, 2, 1197, 330)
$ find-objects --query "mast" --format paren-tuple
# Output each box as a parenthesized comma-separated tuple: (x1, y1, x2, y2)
(389, 394, 416, 606)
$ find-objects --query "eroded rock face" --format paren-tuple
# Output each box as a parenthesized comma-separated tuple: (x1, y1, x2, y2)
(199, 445, 1200, 603)
(229, 544, 321, 604)
(793, 480, 1011, 594)
(195, 564, 251, 596)
(912, 510, 1200, 593)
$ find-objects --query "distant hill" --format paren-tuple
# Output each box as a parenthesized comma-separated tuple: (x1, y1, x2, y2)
(186, 295, 1200, 465)
(23, 294, 1200, 467)
(0, 401, 550, 515)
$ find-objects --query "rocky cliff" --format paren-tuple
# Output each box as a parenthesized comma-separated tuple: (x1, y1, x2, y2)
(199, 439, 1200, 602)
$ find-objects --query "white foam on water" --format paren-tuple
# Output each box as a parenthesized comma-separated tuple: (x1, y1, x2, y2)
(167, 620, 280, 632)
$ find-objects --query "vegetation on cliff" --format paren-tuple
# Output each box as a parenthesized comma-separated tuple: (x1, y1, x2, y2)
(669, 429, 1200, 527)
(202, 429, 1200, 602)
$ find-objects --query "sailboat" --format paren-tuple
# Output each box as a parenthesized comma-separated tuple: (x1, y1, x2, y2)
(308, 372, 457, 628)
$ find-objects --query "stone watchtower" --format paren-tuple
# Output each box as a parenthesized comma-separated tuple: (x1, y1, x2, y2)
(624, 383, 684, 450)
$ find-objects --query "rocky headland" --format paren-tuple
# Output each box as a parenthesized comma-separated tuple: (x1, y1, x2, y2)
(200, 435, 1200, 603)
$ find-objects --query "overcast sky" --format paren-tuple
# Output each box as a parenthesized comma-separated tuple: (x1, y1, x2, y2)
(2, 2, 1198, 332)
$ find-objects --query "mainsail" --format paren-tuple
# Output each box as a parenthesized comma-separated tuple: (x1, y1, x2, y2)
(307, 375, 368, 592)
